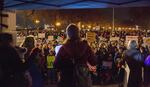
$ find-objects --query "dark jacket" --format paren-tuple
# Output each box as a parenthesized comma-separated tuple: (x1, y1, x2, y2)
(54, 39, 96, 87)
(0, 45, 27, 87)
(125, 48, 143, 87)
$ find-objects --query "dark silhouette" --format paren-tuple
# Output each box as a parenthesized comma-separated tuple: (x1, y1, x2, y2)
(28, 47, 45, 87)
(54, 24, 96, 87)
(0, 33, 27, 87)
(124, 40, 143, 87)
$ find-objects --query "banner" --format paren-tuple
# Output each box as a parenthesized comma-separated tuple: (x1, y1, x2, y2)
(110, 37, 119, 41)
(126, 36, 138, 45)
(16, 36, 25, 46)
(38, 33, 45, 38)
(99, 37, 107, 42)
(144, 37, 150, 46)
(86, 32, 96, 43)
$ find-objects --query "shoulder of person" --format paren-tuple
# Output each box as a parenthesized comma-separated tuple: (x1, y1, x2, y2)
(81, 40, 89, 46)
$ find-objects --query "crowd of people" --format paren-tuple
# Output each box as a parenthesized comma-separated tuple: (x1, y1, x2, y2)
(0, 24, 150, 87)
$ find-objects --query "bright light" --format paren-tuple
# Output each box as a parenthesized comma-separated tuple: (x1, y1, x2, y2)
(35, 19, 40, 24)
(102, 27, 105, 29)
(81, 25, 85, 28)
(55, 22, 61, 27)
(129, 28, 132, 30)
(88, 25, 91, 29)
(118, 27, 121, 30)
(108, 27, 111, 29)
(132, 28, 135, 30)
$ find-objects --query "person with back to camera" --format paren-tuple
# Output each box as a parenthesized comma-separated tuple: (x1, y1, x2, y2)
(124, 40, 144, 87)
(54, 24, 97, 87)
(0, 33, 28, 87)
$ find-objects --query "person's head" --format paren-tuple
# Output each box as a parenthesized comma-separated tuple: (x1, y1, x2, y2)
(100, 43, 106, 48)
(66, 24, 80, 40)
(118, 47, 124, 53)
(127, 40, 137, 49)
(0, 33, 13, 46)
(22, 36, 35, 49)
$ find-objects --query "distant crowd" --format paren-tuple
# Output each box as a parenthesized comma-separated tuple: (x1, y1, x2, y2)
(0, 24, 150, 87)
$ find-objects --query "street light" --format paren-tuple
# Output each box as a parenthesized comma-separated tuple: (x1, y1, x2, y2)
(81, 25, 85, 28)
(55, 22, 61, 27)
(55, 22, 61, 31)
(35, 19, 40, 24)
(108, 27, 112, 29)
(88, 25, 91, 29)
(118, 27, 121, 30)
(35, 19, 40, 34)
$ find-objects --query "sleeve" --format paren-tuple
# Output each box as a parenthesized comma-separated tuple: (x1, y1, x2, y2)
(85, 44, 97, 66)
(114, 52, 118, 62)
(10, 47, 28, 73)
(53, 47, 64, 69)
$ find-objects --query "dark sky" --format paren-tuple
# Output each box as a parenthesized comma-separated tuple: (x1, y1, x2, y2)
(17, 7, 150, 29)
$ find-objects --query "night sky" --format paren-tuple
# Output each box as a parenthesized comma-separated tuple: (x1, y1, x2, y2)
(16, 7, 150, 29)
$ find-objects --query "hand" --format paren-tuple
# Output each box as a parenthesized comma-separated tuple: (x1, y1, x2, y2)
(87, 62, 96, 72)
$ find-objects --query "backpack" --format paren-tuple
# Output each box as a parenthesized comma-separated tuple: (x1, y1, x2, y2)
(63, 45, 92, 87)
(71, 57, 92, 87)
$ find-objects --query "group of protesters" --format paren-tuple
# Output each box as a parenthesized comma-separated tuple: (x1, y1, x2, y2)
(0, 24, 150, 87)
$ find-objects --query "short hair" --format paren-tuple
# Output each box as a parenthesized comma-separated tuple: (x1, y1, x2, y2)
(66, 24, 80, 40)
(0, 33, 13, 44)
(127, 40, 137, 49)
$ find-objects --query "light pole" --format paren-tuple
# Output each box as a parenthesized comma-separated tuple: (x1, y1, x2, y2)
(35, 19, 40, 25)
(35, 19, 40, 35)
(55, 22, 61, 31)
(112, 8, 115, 31)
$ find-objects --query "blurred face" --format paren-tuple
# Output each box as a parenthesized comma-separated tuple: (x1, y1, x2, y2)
(103, 44, 106, 48)
(48, 44, 52, 48)
(118, 48, 123, 53)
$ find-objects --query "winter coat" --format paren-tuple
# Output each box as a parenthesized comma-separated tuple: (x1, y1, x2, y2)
(124, 48, 143, 87)
(54, 39, 96, 87)
(0, 45, 27, 87)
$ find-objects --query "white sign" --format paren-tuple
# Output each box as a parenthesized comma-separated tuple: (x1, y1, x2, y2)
(99, 37, 107, 42)
(48, 36, 54, 41)
(16, 36, 25, 46)
(44, 24, 50, 29)
(86, 32, 96, 43)
(95, 26, 100, 30)
(126, 36, 138, 45)
(38, 33, 45, 38)
(110, 37, 119, 41)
